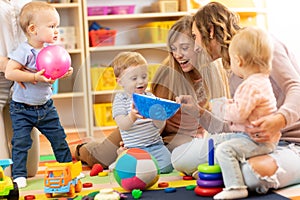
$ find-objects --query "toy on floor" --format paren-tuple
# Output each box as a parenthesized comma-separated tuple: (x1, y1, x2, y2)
(83, 182, 93, 188)
(36, 45, 71, 79)
(94, 188, 120, 200)
(194, 139, 224, 197)
(0, 159, 19, 200)
(24, 194, 36, 200)
(90, 163, 103, 176)
(113, 148, 160, 191)
(98, 171, 108, 176)
(183, 175, 194, 180)
(132, 93, 180, 120)
(164, 187, 176, 193)
(158, 182, 169, 188)
(44, 161, 83, 198)
(131, 189, 142, 199)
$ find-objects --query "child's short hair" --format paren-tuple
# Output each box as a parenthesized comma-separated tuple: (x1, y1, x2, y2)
(111, 52, 147, 78)
(19, 1, 57, 35)
(230, 26, 273, 74)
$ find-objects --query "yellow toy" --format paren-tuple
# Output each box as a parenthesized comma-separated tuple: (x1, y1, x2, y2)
(0, 159, 19, 200)
(44, 161, 82, 198)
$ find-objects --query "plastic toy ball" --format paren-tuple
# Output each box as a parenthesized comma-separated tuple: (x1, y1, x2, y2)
(113, 148, 160, 191)
(36, 45, 71, 80)
(132, 93, 180, 120)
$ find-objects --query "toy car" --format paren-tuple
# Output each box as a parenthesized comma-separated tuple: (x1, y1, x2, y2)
(0, 159, 19, 200)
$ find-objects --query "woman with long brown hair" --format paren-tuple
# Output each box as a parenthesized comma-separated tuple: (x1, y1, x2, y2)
(173, 1, 300, 196)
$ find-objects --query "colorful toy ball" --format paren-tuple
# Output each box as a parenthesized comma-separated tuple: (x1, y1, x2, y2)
(113, 148, 160, 191)
(36, 45, 71, 80)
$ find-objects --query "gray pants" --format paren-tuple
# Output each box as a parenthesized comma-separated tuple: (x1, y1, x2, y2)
(171, 135, 300, 194)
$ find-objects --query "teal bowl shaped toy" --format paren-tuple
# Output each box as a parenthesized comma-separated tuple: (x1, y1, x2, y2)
(132, 93, 180, 120)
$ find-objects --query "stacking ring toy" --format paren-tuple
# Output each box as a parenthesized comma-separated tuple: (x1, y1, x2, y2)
(183, 175, 194, 180)
(197, 179, 224, 188)
(83, 182, 93, 188)
(186, 185, 196, 191)
(158, 182, 169, 188)
(198, 163, 221, 174)
(199, 172, 223, 180)
(194, 186, 223, 197)
(164, 187, 176, 193)
(24, 195, 36, 200)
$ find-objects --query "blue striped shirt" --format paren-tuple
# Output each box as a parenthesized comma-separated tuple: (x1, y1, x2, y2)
(112, 92, 163, 148)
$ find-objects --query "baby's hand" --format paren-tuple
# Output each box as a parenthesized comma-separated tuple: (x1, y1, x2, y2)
(60, 67, 73, 79)
(117, 141, 127, 155)
(129, 103, 144, 121)
(33, 69, 52, 83)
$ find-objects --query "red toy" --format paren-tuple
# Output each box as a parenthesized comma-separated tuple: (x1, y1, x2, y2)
(24, 194, 35, 200)
(158, 182, 169, 188)
(90, 164, 103, 176)
(36, 45, 71, 80)
(83, 182, 93, 188)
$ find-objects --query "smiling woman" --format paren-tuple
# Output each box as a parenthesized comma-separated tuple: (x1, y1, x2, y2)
(151, 15, 231, 149)
(171, 1, 300, 196)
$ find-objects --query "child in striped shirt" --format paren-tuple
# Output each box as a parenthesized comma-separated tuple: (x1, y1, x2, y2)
(109, 51, 173, 174)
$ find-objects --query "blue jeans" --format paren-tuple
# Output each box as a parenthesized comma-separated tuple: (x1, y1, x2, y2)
(141, 141, 173, 174)
(10, 99, 72, 179)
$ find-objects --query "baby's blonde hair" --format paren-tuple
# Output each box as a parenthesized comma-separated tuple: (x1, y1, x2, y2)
(19, 1, 57, 35)
(111, 52, 147, 78)
(230, 26, 273, 74)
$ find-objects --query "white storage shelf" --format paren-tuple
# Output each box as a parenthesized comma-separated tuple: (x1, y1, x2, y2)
(49, 1, 89, 137)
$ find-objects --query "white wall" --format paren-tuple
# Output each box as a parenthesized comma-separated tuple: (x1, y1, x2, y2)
(266, 0, 300, 61)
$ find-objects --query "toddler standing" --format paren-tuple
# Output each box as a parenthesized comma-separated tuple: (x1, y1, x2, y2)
(5, 1, 73, 188)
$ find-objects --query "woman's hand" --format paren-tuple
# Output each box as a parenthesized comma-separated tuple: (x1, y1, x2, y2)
(246, 113, 286, 142)
(175, 95, 205, 119)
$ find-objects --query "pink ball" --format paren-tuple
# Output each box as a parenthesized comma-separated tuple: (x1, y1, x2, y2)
(36, 45, 71, 79)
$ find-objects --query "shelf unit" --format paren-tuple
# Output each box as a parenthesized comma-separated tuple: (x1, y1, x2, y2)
(40, 0, 89, 155)
(82, 0, 188, 138)
(81, 0, 267, 138)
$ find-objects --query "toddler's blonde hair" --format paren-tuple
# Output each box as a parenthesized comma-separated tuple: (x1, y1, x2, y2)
(111, 52, 147, 78)
(230, 26, 273, 74)
(19, 1, 57, 35)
